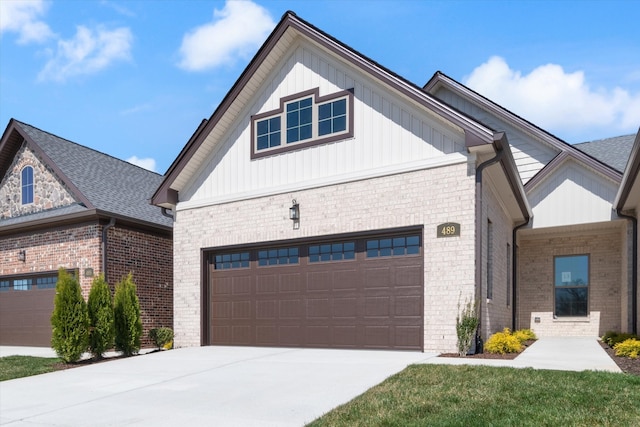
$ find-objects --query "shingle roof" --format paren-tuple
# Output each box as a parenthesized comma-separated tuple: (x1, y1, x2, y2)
(2, 120, 172, 229)
(574, 134, 636, 173)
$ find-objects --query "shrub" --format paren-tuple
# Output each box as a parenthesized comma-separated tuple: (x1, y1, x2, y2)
(614, 338, 640, 359)
(456, 296, 479, 356)
(513, 328, 537, 343)
(602, 331, 639, 347)
(113, 273, 142, 356)
(484, 328, 523, 354)
(50, 268, 89, 363)
(87, 275, 114, 359)
(149, 327, 174, 350)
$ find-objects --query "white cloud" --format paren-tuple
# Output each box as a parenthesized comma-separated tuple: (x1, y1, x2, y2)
(178, 0, 275, 71)
(0, 0, 54, 44)
(126, 156, 157, 172)
(463, 56, 640, 139)
(37, 25, 133, 82)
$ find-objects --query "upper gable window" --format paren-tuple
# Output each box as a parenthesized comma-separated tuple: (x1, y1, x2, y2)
(251, 88, 353, 159)
(21, 166, 34, 205)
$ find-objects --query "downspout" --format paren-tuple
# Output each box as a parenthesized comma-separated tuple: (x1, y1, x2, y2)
(474, 145, 504, 352)
(161, 207, 174, 219)
(511, 219, 530, 330)
(102, 217, 116, 282)
(616, 208, 638, 335)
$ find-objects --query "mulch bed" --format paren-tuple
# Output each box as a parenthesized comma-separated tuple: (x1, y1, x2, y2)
(439, 340, 640, 377)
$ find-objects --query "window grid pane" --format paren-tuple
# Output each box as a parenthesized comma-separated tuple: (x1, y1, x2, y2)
(0, 280, 10, 292)
(256, 117, 281, 150)
(13, 279, 32, 291)
(22, 166, 34, 205)
(36, 276, 57, 289)
(258, 247, 299, 266)
(318, 99, 347, 136)
(309, 242, 355, 263)
(286, 98, 313, 144)
(366, 235, 420, 258)
(214, 252, 250, 270)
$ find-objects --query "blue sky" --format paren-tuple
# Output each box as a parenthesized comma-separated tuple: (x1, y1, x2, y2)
(1, 0, 639, 173)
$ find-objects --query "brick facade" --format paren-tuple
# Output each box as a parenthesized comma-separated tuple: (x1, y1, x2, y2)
(173, 160, 479, 353)
(517, 226, 623, 336)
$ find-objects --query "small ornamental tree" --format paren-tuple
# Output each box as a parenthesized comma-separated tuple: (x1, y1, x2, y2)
(51, 268, 89, 363)
(114, 273, 142, 356)
(87, 274, 115, 359)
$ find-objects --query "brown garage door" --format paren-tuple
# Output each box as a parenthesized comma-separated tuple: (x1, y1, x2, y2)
(206, 231, 423, 350)
(0, 274, 58, 347)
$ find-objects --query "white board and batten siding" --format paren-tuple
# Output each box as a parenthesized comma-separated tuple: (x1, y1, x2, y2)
(432, 87, 559, 184)
(528, 160, 619, 228)
(178, 41, 467, 210)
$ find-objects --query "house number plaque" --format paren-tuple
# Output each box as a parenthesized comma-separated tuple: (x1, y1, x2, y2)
(437, 222, 460, 238)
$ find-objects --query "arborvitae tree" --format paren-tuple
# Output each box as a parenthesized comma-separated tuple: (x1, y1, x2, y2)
(87, 274, 115, 359)
(50, 268, 89, 363)
(113, 273, 142, 356)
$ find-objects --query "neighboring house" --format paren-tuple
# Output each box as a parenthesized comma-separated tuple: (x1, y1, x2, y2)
(0, 119, 173, 347)
(152, 11, 638, 353)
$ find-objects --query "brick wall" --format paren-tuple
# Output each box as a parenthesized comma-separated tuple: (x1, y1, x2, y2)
(517, 226, 623, 336)
(173, 160, 477, 353)
(106, 225, 173, 346)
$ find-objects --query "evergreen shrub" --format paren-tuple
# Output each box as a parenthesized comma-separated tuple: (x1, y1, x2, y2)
(149, 327, 174, 350)
(87, 275, 114, 359)
(50, 268, 89, 363)
(113, 273, 142, 356)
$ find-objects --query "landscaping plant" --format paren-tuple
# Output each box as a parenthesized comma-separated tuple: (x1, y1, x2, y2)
(602, 331, 639, 347)
(484, 328, 523, 354)
(149, 327, 174, 350)
(113, 273, 142, 356)
(614, 338, 640, 359)
(455, 295, 479, 356)
(87, 274, 115, 359)
(50, 268, 89, 363)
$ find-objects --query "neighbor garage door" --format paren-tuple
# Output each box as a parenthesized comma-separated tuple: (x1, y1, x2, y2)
(205, 230, 423, 350)
(0, 273, 58, 347)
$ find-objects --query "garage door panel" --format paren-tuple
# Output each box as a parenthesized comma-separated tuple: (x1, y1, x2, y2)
(0, 288, 56, 346)
(208, 230, 423, 350)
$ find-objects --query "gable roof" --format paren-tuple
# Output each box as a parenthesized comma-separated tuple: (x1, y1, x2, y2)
(614, 129, 640, 213)
(152, 11, 529, 222)
(574, 134, 636, 173)
(423, 72, 623, 188)
(0, 119, 172, 232)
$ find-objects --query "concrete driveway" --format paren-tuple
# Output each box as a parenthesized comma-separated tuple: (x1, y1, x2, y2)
(0, 346, 435, 426)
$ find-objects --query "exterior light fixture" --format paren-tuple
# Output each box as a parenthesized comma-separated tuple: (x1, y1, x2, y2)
(18, 250, 26, 262)
(289, 199, 300, 221)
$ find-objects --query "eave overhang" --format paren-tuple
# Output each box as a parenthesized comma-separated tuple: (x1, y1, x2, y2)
(614, 128, 640, 214)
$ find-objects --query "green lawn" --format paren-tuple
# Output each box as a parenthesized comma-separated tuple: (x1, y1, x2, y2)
(0, 355, 62, 381)
(308, 364, 640, 427)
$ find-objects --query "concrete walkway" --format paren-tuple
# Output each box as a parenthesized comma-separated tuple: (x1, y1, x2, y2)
(0, 338, 621, 426)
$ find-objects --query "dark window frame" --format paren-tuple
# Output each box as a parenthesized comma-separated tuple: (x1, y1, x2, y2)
(553, 254, 589, 317)
(250, 87, 354, 159)
(21, 165, 34, 205)
(308, 241, 356, 263)
(365, 235, 421, 258)
(0, 269, 77, 292)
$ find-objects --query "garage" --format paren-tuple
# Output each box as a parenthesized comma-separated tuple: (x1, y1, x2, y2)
(204, 230, 424, 350)
(0, 272, 58, 347)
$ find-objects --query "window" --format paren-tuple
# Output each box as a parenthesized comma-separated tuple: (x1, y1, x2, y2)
(286, 97, 312, 143)
(309, 242, 355, 263)
(251, 88, 353, 158)
(554, 255, 589, 317)
(214, 252, 250, 270)
(366, 235, 420, 258)
(21, 166, 34, 205)
(36, 276, 57, 289)
(13, 279, 32, 291)
(0, 280, 10, 292)
(258, 247, 299, 266)
(256, 117, 281, 150)
(318, 99, 347, 136)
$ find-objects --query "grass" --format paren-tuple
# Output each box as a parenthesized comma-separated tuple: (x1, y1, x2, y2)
(308, 364, 640, 427)
(0, 355, 62, 381)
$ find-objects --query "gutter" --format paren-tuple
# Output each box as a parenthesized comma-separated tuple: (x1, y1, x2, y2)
(102, 218, 116, 281)
(616, 208, 638, 335)
(161, 207, 174, 220)
(474, 143, 505, 352)
(511, 219, 530, 330)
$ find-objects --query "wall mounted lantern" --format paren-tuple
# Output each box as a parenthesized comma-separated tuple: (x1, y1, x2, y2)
(289, 199, 300, 221)
(18, 250, 26, 262)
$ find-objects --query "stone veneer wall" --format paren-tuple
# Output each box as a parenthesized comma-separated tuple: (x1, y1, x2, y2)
(173, 161, 477, 353)
(106, 225, 173, 345)
(0, 144, 76, 219)
(517, 226, 623, 336)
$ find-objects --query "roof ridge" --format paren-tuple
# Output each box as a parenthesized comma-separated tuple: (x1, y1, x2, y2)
(14, 119, 163, 177)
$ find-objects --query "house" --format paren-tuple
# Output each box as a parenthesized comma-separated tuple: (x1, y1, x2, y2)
(0, 119, 173, 347)
(152, 11, 638, 353)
